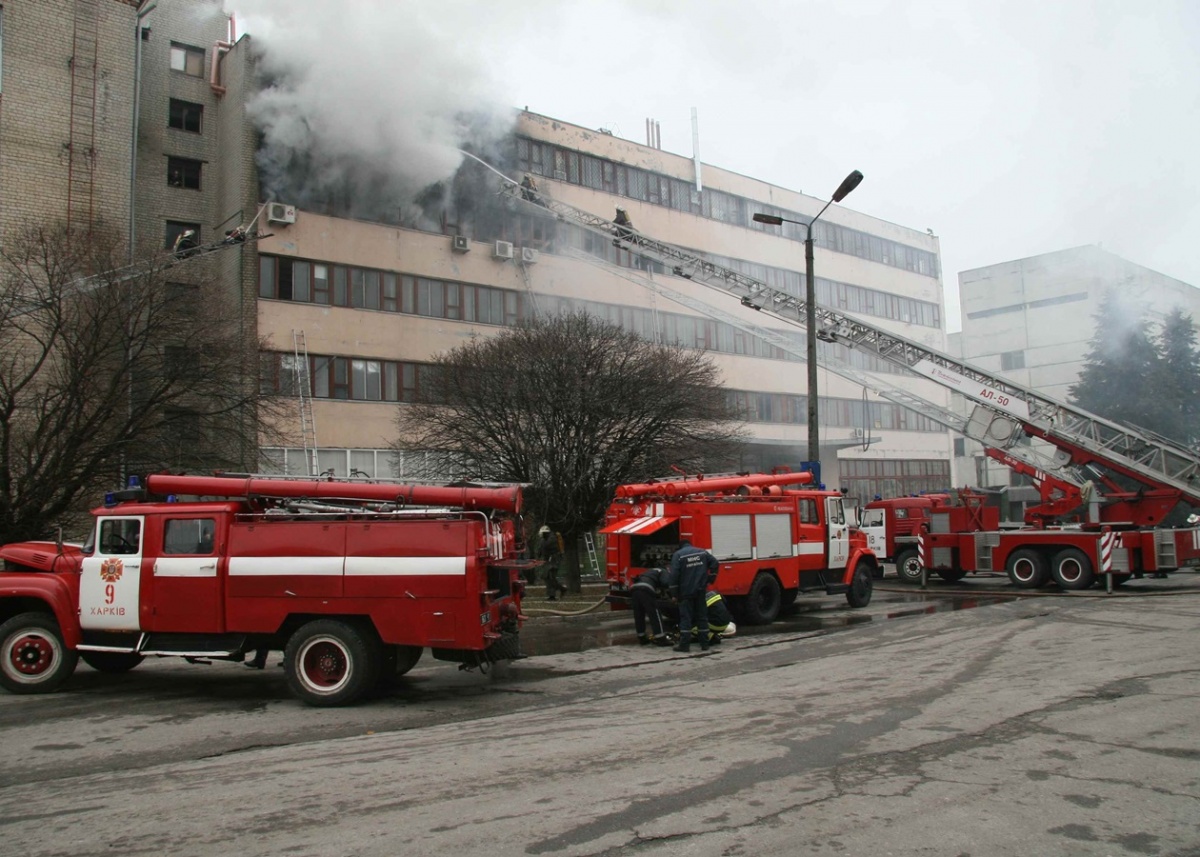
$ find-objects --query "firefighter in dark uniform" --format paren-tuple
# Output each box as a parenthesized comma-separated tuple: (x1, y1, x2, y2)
(538, 526, 566, 601)
(612, 207, 635, 245)
(629, 566, 674, 646)
(669, 539, 718, 652)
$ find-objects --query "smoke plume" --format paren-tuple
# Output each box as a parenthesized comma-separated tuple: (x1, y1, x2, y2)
(230, 1, 517, 223)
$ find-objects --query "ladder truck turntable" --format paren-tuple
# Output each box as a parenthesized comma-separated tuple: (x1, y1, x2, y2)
(0, 474, 533, 706)
(502, 181, 1200, 591)
(602, 470, 879, 626)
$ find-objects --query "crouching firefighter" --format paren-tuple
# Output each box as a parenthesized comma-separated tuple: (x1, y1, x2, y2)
(691, 590, 737, 646)
(630, 566, 674, 646)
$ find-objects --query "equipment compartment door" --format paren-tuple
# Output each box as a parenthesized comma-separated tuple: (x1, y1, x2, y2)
(79, 516, 145, 632)
(825, 497, 850, 570)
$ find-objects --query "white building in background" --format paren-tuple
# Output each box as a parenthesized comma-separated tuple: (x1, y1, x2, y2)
(256, 111, 953, 500)
(953, 245, 1200, 518)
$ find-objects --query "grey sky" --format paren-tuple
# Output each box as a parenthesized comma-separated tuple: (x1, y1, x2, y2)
(232, 0, 1200, 333)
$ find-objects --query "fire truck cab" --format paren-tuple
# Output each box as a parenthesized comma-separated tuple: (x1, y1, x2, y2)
(857, 494, 949, 582)
(604, 471, 878, 625)
(0, 474, 531, 706)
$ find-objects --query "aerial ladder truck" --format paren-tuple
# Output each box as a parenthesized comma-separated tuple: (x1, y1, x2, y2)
(501, 181, 1200, 590)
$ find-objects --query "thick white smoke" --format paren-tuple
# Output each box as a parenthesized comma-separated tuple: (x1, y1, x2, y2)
(229, 1, 518, 221)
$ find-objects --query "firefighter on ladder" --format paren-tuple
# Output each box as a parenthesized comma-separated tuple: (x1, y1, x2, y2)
(612, 207, 636, 246)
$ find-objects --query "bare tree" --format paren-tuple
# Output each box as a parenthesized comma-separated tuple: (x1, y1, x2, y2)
(0, 221, 282, 542)
(394, 311, 745, 589)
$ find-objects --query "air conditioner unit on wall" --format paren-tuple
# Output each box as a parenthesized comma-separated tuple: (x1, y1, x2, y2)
(521, 247, 539, 264)
(451, 235, 470, 253)
(266, 202, 296, 225)
(493, 240, 514, 260)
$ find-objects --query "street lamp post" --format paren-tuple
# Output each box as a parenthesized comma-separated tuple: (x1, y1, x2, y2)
(753, 170, 863, 468)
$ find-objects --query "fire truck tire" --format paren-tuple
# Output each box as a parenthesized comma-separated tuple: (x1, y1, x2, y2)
(846, 563, 874, 608)
(0, 612, 79, 694)
(80, 652, 144, 673)
(1050, 548, 1096, 590)
(377, 645, 424, 690)
(894, 549, 923, 584)
(1006, 548, 1049, 588)
(742, 573, 782, 625)
(285, 620, 380, 707)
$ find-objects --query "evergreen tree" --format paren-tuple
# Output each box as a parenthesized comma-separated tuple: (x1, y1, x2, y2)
(1070, 290, 1163, 433)
(1155, 307, 1200, 445)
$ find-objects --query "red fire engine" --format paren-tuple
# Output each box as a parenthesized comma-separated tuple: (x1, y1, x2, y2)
(0, 474, 531, 706)
(857, 494, 950, 583)
(603, 470, 878, 625)
(501, 186, 1200, 593)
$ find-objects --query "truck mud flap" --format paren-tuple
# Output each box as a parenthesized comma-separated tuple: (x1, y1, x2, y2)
(824, 583, 849, 595)
(432, 631, 522, 668)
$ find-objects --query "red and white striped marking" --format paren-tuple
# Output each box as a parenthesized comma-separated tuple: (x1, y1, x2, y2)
(917, 527, 927, 570)
(1099, 529, 1114, 574)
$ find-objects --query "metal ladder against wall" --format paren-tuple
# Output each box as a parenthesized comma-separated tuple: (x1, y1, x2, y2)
(583, 532, 601, 579)
(66, 0, 100, 238)
(292, 330, 318, 476)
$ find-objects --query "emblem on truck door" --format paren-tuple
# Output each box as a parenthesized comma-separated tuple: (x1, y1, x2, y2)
(99, 558, 124, 582)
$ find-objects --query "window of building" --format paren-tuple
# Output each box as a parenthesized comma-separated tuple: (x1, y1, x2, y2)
(170, 42, 204, 76)
(1000, 350, 1026, 370)
(168, 99, 203, 133)
(167, 157, 202, 190)
(953, 437, 966, 457)
(164, 220, 201, 251)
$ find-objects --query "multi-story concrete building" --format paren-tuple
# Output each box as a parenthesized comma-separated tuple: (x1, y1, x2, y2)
(255, 111, 951, 499)
(4, 0, 952, 502)
(953, 245, 1199, 517)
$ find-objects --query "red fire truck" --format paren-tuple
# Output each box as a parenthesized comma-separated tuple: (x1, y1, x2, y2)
(0, 474, 531, 706)
(603, 470, 878, 625)
(857, 494, 950, 583)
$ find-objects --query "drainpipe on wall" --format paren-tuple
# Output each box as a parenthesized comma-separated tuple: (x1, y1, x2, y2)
(210, 13, 235, 96)
(128, 1, 156, 262)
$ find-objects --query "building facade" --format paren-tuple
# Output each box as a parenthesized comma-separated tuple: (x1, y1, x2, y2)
(3, 0, 954, 502)
(953, 245, 1200, 517)
(255, 111, 952, 499)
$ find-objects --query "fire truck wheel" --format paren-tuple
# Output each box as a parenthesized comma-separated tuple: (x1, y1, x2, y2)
(0, 612, 79, 694)
(1050, 547, 1096, 590)
(285, 620, 380, 707)
(742, 573, 782, 625)
(80, 652, 144, 673)
(894, 549, 923, 584)
(846, 563, 874, 608)
(1006, 548, 1049, 588)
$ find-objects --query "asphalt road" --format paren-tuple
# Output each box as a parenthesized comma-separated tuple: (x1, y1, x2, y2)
(1, 575, 1198, 857)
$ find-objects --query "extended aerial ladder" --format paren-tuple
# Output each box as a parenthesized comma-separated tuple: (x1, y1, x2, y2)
(500, 180, 1200, 520)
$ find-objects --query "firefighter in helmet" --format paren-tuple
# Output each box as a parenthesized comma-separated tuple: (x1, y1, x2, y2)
(612, 207, 635, 245)
(538, 526, 566, 601)
(691, 590, 737, 646)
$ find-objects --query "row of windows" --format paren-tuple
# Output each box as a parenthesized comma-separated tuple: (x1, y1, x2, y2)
(516, 136, 939, 278)
(262, 348, 943, 434)
(706, 252, 941, 329)
(727, 391, 945, 433)
(261, 353, 430, 403)
(839, 459, 951, 506)
(259, 256, 522, 326)
(259, 253, 910, 378)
